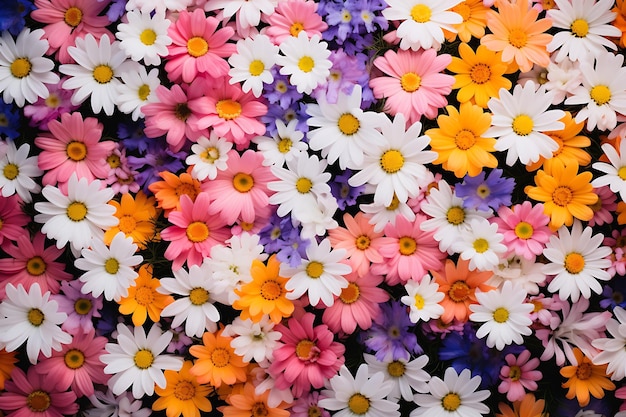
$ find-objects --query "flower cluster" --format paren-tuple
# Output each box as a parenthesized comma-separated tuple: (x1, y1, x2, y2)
(2, 0, 626, 416)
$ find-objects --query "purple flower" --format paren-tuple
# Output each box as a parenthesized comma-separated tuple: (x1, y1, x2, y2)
(127, 139, 186, 191)
(263, 69, 303, 110)
(261, 102, 310, 137)
(118, 120, 150, 153)
(319, 0, 388, 44)
(53, 280, 103, 335)
(312, 49, 372, 105)
(259, 213, 310, 267)
(0, 102, 20, 139)
(0, 0, 34, 35)
(456, 168, 515, 212)
(330, 169, 363, 210)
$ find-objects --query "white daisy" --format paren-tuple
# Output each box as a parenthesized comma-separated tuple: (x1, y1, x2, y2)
(125, 0, 192, 14)
(75, 231, 143, 302)
(34, 175, 118, 252)
(276, 31, 332, 95)
(488, 255, 546, 295)
(306, 84, 385, 170)
(382, 0, 463, 51)
(223, 316, 281, 364)
(228, 34, 279, 98)
(539, 58, 583, 105)
(116, 65, 160, 121)
(157, 263, 225, 338)
(0, 141, 42, 203)
(564, 50, 626, 131)
(60, 34, 137, 116)
(281, 237, 351, 307)
(0, 28, 59, 107)
(400, 274, 444, 323)
(547, 0, 621, 63)
(205, 0, 278, 30)
(411, 367, 490, 417)
(116, 10, 172, 66)
(592, 139, 626, 201)
(296, 191, 340, 239)
(349, 113, 436, 206)
(469, 281, 534, 350)
(592, 306, 626, 380)
(360, 195, 416, 233)
(252, 119, 308, 167)
(452, 218, 507, 271)
(487, 82, 565, 166)
(542, 220, 612, 303)
(101, 323, 183, 399)
(0, 283, 72, 364)
(185, 132, 232, 181)
(319, 364, 400, 417)
(364, 354, 430, 401)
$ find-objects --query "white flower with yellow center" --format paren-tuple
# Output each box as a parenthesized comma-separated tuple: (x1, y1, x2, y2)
(229, 34, 279, 97)
(452, 218, 507, 271)
(116, 9, 172, 66)
(34, 175, 118, 253)
(593, 140, 626, 201)
(400, 274, 444, 323)
(253, 119, 308, 167)
(0, 283, 72, 365)
(360, 195, 416, 233)
(101, 323, 183, 399)
(75, 232, 143, 302)
(306, 84, 385, 170)
(0, 141, 42, 203)
(542, 220, 612, 303)
(223, 316, 281, 363)
(487, 82, 565, 166)
(116, 65, 160, 121)
(348, 113, 436, 206)
(364, 354, 430, 402)
(382, 0, 463, 51)
(60, 34, 137, 116)
(0, 28, 59, 107)
(205, 0, 278, 30)
(276, 31, 332, 95)
(469, 281, 534, 350)
(186, 132, 233, 181)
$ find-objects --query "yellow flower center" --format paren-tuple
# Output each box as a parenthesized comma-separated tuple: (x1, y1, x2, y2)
(66, 141, 87, 161)
(298, 56, 315, 73)
(576, 362, 592, 380)
(306, 261, 324, 278)
(137, 84, 151, 101)
(446, 206, 465, 225)
(10, 58, 31, 79)
(135, 286, 154, 306)
(295, 339, 318, 360)
(74, 298, 92, 315)
(552, 185, 573, 207)
(473, 238, 489, 253)
(348, 393, 370, 415)
(93, 65, 114, 84)
(27, 391, 51, 413)
(337, 113, 360, 135)
(515, 221, 534, 239)
(64, 349, 85, 370)
(509, 365, 522, 381)
(470, 63, 491, 85)
(174, 103, 192, 121)
(493, 307, 509, 323)
(448, 280, 470, 302)
(174, 380, 196, 401)
(189, 288, 210, 305)
(387, 360, 406, 377)
(400, 72, 421, 92)
(107, 154, 121, 168)
(28, 308, 45, 326)
(570, 18, 589, 37)
(290, 22, 304, 37)
(355, 235, 371, 250)
(387, 194, 400, 211)
(512, 115, 534, 136)
(410, 4, 432, 23)
(442, 393, 461, 411)
(64, 6, 83, 27)
(67, 202, 88, 222)
(398, 236, 417, 256)
(564, 252, 585, 274)
(200, 147, 219, 163)
(508, 28, 528, 48)
(2, 163, 17, 182)
(618, 166, 626, 180)
(211, 347, 230, 367)
(339, 282, 360, 304)
(260, 280, 282, 301)
(308, 406, 322, 417)
(187, 36, 208, 57)
(278, 138, 292, 153)
(249, 59, 265, 76)
(296, 177, 313, 193)
(452, 3, 471, 21)
(45, 93, 61, 108)
(233, 172, 254, 192)
(139, 29, 157, 45)
(590, 85, 612, 106)
(380, 150, 405, 174)
(134, 349, 154, 369)
(118, 215, 137, 234)
(476, 184, 490, 198)
(186, 221, 209, 243)
(216, 99, 242, 120)
(455, 130, 477, 150)
(104, 258, 120, 274)
(414, 294, 425, 309)
(26, 256, 47, 276)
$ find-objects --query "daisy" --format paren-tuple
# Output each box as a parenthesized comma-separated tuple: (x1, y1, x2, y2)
(453, 218, 507, 271)
(306, 84, 384, 170)
(149, 169, 202, 216)
(152, 361, 213, 417)
(53, 280, 101, 335)
(223, 316, 281, 363)
(118, 265, 174, 327)
(496, 394, 546, 417)
(591, 140, 626, 201)
(0, 141, 42, 203)
(33, 175, 118, 252)
(400, 274, 445, 323)
(0, 28, 59, 107)
(222, 382, 291, 417)
(205, 0, 278, 31)
(486, 82, 565, 166)
(411, 367, 490, 417)
(592, 306, 626, 380)
(560, 347, 615, 407)
(382, 0, 463, 51)
(115, 9, 172, 66)
(542, 220, 612, 302)
(547, 0, 621, 63)
(0, 283, 71, 364)
(185, 132, 232, 181)
(493, 201, 551, 260)
(498, 350, 543, 402)
(104, 191, 157, 250)
(115, 65, 160, 121)
(264, 0, 328, 45)
(348, 113, 436, 206)
(447, 0, 490, 43)
(75, 231, 142, 302)
(253, 118, 308, 167)
(229, 34, 279, 98)
(59, 34, 136, 116)
(101, 323, 183, 399)
(318, 364, 399, 417)
(364, 354, 430, 402)
(276, 31, 332, 95)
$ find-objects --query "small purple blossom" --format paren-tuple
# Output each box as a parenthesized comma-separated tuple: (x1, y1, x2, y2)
(127, 139, 186, 191)
(263, 69, 303, 110)
(456, 169, 515, 212)
(259, 213, 310, 267)
(330, 169, 363, 210)
(53, 280, 103, 335)
(262, 102, 310, 137)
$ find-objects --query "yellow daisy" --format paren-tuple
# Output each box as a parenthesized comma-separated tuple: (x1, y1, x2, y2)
(118, 264, 174, 326)
(445, 0, 491, 43)
(104, 191, 158, 249)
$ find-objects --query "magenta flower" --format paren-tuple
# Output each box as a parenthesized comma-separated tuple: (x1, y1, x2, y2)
(0, 195, 29, 248)
(498, 350, 542, 402)
(493, 201, 552, 260)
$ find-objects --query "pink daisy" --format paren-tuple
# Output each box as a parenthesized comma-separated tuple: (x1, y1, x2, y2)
(604, 228, 626, 278)
(0, 366, 78, 417)
(371, 213, 446, 285)
(0, 195, 29, 248)
(23, 77, 79, 130)
(589, 185, 616, 227)
(493, 201, 552, 261)
(189, 80, 267, 149)
(328, 212, 384, 277)
(52, 280, 102, 335)
(369, 48, 454, 124)
(34, 328, 109, 397)
(31, 0, 113, 64)
(269, 312, 345, 398)
(263, 0, 328, 45)
(142, 80, 209, 152)
(321, 270, 390, 335)
(161, 192, 231, 271)
(202, 150, 275, 225)
(165, 8, 236, 83)
(498, 350, 542, 402)
(35, 112, 116, 188)
(0, 232, 72, 298)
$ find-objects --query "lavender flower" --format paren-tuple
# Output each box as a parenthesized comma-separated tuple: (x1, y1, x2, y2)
(456, 168, 515, 212)
(127, 139, 186, 191)
(330, 169, 363, 210)
(259, 213, 310, 267)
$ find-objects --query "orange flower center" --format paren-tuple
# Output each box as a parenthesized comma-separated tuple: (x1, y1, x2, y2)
(295, 339, 319, 361)
(210, 347, 231, 368)
(216, 99, 242, 120)
(337, 113, 360, 135)
(26, 256, 47, 276)
(564, 252, 585, 274)
(400, 72, 421, 92)
(290, 22, 304, 37)
(175, 182, 198, 199)
(187, 36, 209, 57)
(186, 221, 209, 243)
(252, 402, 269, 417)
(552, 186, 573, 207)
(10, 58, 30, 78)
(233, 172, 254, 193)
(174, 380, 196, 401)
(64, 6, 83, 27)
(448, 280, 470, 302)
(66, 141, 87, 161)
(260, 280, 282, 301)
(27, 391, 51, 412)
(118, 215, 137, 234)
(455, 130, 477, 150)
(576, 362, 592, 380)
(64, 349, 85, 370)
(398, 236, 417, 255)
(135, 286, 155, 306)
(508, 28, 528, 48)
(339, 282, 360, 304)
(470, 63, 491, 85)
(355, 235, 371, 250)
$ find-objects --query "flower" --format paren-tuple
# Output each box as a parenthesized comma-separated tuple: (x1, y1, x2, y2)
(453, 218, 507, 272)
(253, 118, 307, 167)
(152, 360, 213, 417)
(115, 9, 172, 66)
(495, 394, 546, 417)
(276, 31, 332, 95)
(592, 139, 626, 202)
(455, 168, 514, 212)
(0, 194, 29, 246)
(149, 169, 202, 215)
(223, 316, 282, 363)
(115, 65, 160, 121)
(264, 0, 328, 45)
(493, 201, 552, 260)
(185, 132, 232, 181)
(0, 141, 42, 203)
(498, 350, 542, 403)
(221, 382, 290, 417)
(53, 280, 101, 334)
(104, 191, 157, 249)
(364, 353, 430, 402)
(560, 347, 615, 407)
(228, 34, 279, 97)
(118, 264, 174, 326)
(401, 274, 445, 323)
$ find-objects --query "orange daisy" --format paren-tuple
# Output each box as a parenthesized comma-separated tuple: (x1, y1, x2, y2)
(148, 169, 203, 216)
(153, 360, 214, 417)
(221, 382, 290, 417)
(480, 0, 553, 72)
(560, 348, 615, 407)
(118, 264, 174, 326)
(0, 348, 17, 390)
(524, 162, 596, 230)
(618, 201, 626, 225)
(189, 328, 248, 388)
(431, 258, 494, 324)
(496, 393, 546, 417)
(444, 0, 491, 43)
(613, 0, 626, 48)
(104, 191, 158, 249)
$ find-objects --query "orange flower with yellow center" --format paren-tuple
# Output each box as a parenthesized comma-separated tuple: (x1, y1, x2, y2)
(189, 328, 247, 388)
(444, 0, 490, 43)
(148, 169, 202, 216)
(153, 360, 213, 417)
(105, 191, 158, 249)
(560, 348, 615, 407)
(118, 264, 174, 326)
(496, 393, 546, 417)
(222, 382, 290, 417)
